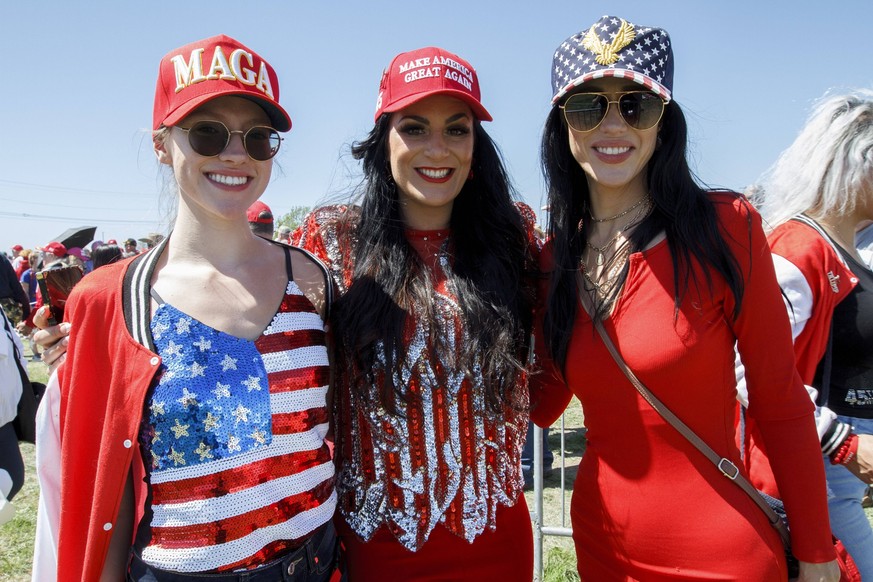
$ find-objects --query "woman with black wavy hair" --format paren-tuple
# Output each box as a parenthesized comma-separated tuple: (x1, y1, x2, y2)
(532, 15, 839, 581)
(294, 46, 541, 581)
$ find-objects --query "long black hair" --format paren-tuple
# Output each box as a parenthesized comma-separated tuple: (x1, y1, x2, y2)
(331, 114, 536, 414)
(540, 100, 747, 374)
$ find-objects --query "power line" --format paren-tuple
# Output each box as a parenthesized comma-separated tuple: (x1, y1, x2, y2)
(0, 210, 160, 225)
(0, 179, 154, 198)
(0, 195, 152, 212)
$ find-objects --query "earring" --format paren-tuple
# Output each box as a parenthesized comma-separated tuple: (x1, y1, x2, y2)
(467, 169, 474, 181)
(656, 135, 663, 150)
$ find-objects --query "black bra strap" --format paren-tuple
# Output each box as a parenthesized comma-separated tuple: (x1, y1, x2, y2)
(282, 244, 294, 281)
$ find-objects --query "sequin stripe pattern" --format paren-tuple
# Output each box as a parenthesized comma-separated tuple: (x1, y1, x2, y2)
(138, 279, 336, 572)
(291, 205, 357, 295)
(296, 209, 529, 551)
(338, 257, 529, 550)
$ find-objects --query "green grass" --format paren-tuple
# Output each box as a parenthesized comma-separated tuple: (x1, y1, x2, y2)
(0, 441, 36, 582)
(542, 546, 582, 582)
(524, 399, 586, 579)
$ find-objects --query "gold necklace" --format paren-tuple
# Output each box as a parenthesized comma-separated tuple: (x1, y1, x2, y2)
(589, 195, 651, 223)
(581, 201, 654, 309)
(586, 237, 616, 267)
(586, 198, 653, 266)
(581, 239, 632, 305)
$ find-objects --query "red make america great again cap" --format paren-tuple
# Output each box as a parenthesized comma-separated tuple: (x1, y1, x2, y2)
(153, 34, 292, 132)
(373, 46, 491, 123)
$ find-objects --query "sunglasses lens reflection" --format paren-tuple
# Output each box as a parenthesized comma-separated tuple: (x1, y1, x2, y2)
(564, 95, 608, 132)
(244, 127, 281, 161)
(619, 93, 662, 130)
(188, 121, 228, 157)
(564, 92, 664, 132)
(185, 122, 281, 161)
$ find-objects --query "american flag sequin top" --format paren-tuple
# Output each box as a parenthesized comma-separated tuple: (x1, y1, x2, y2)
(294, 206, 531, 552)
(135, 278, 336, 572)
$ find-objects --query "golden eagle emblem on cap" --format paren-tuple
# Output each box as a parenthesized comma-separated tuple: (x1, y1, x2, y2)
(582, 19, 636, 65)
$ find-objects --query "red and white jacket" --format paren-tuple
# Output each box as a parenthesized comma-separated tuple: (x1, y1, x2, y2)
(738, 216, 859, 494)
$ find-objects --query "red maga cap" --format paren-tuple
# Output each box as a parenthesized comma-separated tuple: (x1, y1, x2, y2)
(41, 242, 67, 258)
(153, 34, 291, 132)
(246, 200, 273, 224)
(374, 47, 491, 123)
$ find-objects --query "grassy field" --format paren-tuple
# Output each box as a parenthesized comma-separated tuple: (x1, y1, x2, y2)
(525, 404, 586, 582)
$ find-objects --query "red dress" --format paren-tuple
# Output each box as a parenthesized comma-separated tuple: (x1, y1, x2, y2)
(294, 206, 536, 581)
(533, 194, 834, 581)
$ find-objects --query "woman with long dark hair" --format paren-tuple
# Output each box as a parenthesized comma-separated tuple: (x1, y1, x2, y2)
(294, 46, 540, 581)
(533, 15, 839, 581)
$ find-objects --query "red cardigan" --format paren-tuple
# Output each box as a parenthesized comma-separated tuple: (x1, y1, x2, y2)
(55, 251, 161, 580)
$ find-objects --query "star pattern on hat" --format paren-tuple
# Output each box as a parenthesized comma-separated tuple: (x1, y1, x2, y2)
(144, 303, 273, 471)
(551, 15, 673, 103)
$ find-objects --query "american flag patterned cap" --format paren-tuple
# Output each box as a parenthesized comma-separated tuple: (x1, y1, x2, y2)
(551, 15, 674, 105)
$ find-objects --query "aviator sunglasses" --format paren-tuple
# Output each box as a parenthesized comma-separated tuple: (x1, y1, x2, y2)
(177, 120, 282, 161)
(560, 91, 665, 133)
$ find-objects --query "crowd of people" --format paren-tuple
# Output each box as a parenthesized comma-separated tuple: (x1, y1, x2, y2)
(2, 202, 295, 341)
(1, 13, 872, 582)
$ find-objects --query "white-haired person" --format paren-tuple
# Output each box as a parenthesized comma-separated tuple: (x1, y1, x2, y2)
(744, 89, 873, 579)
(32, 35, 338, 581)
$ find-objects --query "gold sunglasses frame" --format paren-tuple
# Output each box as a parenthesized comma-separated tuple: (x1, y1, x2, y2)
(559, 91, 666, 133)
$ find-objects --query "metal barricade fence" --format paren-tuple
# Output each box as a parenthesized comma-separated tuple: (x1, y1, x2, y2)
(530, 415, 574, 582)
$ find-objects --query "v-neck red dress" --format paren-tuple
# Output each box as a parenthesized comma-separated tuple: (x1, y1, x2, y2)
(533, 193, 834, 581)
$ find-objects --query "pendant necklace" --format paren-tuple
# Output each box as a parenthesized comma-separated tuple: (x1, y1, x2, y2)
(586, 196, 653, 266)
(587, 238, 612, 267)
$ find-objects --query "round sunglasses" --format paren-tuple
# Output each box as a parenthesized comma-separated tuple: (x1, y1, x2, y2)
(560, 91, 665, 133)
(177, 120, 282, 161)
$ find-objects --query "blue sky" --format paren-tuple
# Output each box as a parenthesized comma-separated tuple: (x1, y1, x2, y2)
(3, 1, 871, 253)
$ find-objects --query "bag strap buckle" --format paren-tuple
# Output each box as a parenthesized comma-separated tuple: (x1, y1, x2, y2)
(718, 458, 739, 480)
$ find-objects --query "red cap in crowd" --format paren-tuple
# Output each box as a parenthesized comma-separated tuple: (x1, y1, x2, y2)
(153, 34, 291, 132)
(12, 244, 22, 252)
(42, 242, 67, 257)
(373, 46, 491, 122)
(246, 200, 274, 224)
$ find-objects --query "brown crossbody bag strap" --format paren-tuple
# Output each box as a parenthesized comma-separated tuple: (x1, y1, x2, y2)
(575, 272, 791, 548)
